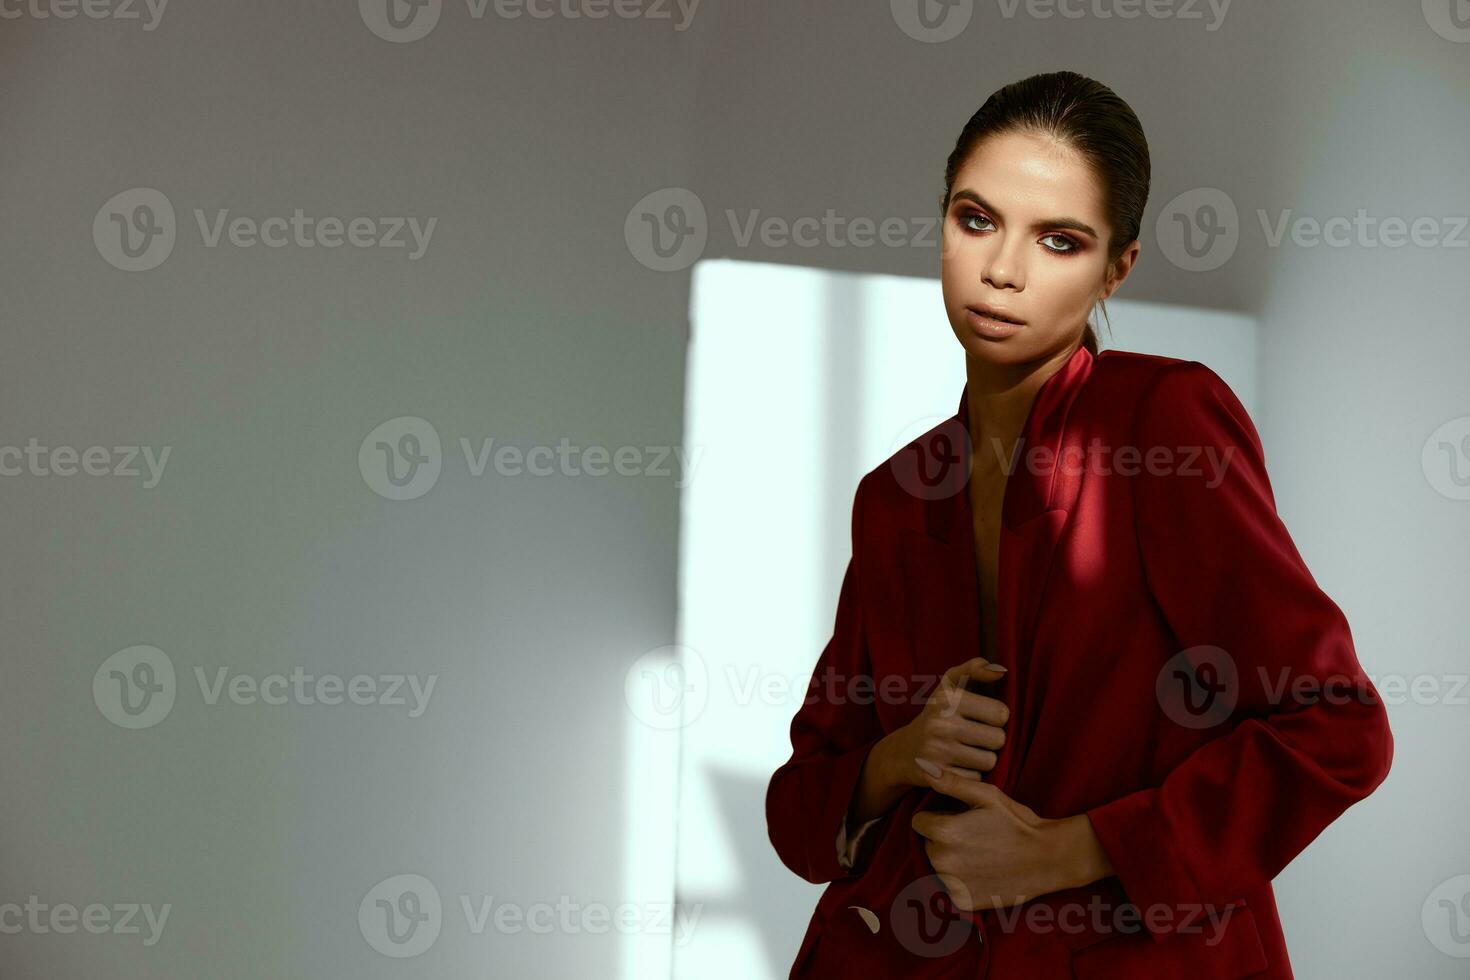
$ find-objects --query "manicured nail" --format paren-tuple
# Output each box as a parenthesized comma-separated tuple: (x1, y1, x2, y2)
(915, 757, 942, 779)
(988, 663, 1008, 672)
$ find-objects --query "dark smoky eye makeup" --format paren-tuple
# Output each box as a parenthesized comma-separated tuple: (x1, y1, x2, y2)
(1040, 233, 1082, 254)
(952, 207, 1083, 254)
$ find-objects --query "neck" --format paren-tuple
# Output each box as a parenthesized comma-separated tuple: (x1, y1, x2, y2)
(965, 338, 1081, 473)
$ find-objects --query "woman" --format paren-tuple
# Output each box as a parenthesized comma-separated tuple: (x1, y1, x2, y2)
(765, 71, 1393, 979)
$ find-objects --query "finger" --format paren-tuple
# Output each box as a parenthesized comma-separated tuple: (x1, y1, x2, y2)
(949, 715, 1007, 749)
(920, 762, 1001, 808)
(958, 657, 1009, 685)
(910, 810, 942, 840)
(943, 657, 1008, 690)
(938, 689, 1011, 728)
(946, 745, 999, 774)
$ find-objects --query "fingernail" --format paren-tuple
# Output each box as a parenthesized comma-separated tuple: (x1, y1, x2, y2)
(915, 757, 942, 779)
(988, 664, 1008, 672)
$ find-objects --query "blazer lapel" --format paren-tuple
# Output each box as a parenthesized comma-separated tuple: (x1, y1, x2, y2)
(898, 344, 1094, 798)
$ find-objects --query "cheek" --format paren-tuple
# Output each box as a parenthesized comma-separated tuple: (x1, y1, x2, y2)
(1032, 260, 1106, 315)
(940, 234, 985, 293)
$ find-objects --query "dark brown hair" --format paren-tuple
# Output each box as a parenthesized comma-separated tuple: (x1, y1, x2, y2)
(939, 71, 1151, 355)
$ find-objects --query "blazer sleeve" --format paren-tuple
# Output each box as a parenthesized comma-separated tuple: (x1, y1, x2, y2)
(766, 473, 890, 884)
(1084, 361, 1394, 941)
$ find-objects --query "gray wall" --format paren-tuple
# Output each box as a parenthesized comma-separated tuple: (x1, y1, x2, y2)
(1, 0, 1463, 976)
(1252, 4, 1470, 976)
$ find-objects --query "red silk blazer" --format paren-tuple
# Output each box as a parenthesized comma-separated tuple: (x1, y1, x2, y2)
(765, 344, 1393, 979)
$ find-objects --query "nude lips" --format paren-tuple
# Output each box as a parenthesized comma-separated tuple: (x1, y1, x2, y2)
(966, 307, 1024, 338)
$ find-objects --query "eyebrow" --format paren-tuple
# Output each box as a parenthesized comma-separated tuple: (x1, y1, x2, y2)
(948, 189, 1099, 238)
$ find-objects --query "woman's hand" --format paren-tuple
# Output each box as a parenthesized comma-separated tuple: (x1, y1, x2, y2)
(852, 658, 1011, 828)
(910, 765, 1114, 910)
(884, 656, 1010, 785)
(845, 657, 1009, 828)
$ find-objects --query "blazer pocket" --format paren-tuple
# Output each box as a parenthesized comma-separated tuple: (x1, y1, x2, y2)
(1068, 902, 1269, 980)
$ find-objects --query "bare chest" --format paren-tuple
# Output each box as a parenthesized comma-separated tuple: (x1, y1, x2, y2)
(969, 471, 1005, 662)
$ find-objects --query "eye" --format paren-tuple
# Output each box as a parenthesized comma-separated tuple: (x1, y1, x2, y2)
(1041, 233, 1080, 254)
(957, 211, 994, 234)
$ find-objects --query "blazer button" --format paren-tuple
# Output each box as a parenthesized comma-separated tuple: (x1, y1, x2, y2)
(849, 905, 881, 934)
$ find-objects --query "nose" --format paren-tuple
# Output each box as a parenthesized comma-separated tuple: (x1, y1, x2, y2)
(982, 234, 1025, 291)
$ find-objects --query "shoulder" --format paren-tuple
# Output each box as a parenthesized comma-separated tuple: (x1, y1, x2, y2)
(1090, 352, 1269, 501)
(1094, 348, 1214, 400)
(1092, 349, 1253, 434)
(853, 412, 970, 531)
(858, 433, 949, 512)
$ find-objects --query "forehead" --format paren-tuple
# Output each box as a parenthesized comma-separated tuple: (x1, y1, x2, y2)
(952, 129, 1107, 221)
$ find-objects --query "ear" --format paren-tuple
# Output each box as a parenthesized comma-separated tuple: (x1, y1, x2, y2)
(1100, 239, 1141, 301)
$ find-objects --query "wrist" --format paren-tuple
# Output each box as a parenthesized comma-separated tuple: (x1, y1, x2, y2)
(1043, 814, 1113, 893)
(864, 731, 901, 796)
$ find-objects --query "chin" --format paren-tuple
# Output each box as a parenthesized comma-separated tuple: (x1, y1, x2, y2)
(948, 317, 1032, 363)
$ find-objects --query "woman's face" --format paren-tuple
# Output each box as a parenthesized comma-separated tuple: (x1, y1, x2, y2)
(940, 128, 1136, 366)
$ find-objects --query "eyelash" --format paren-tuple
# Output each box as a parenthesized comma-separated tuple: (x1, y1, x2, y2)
(956, 211, 1080, 255)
